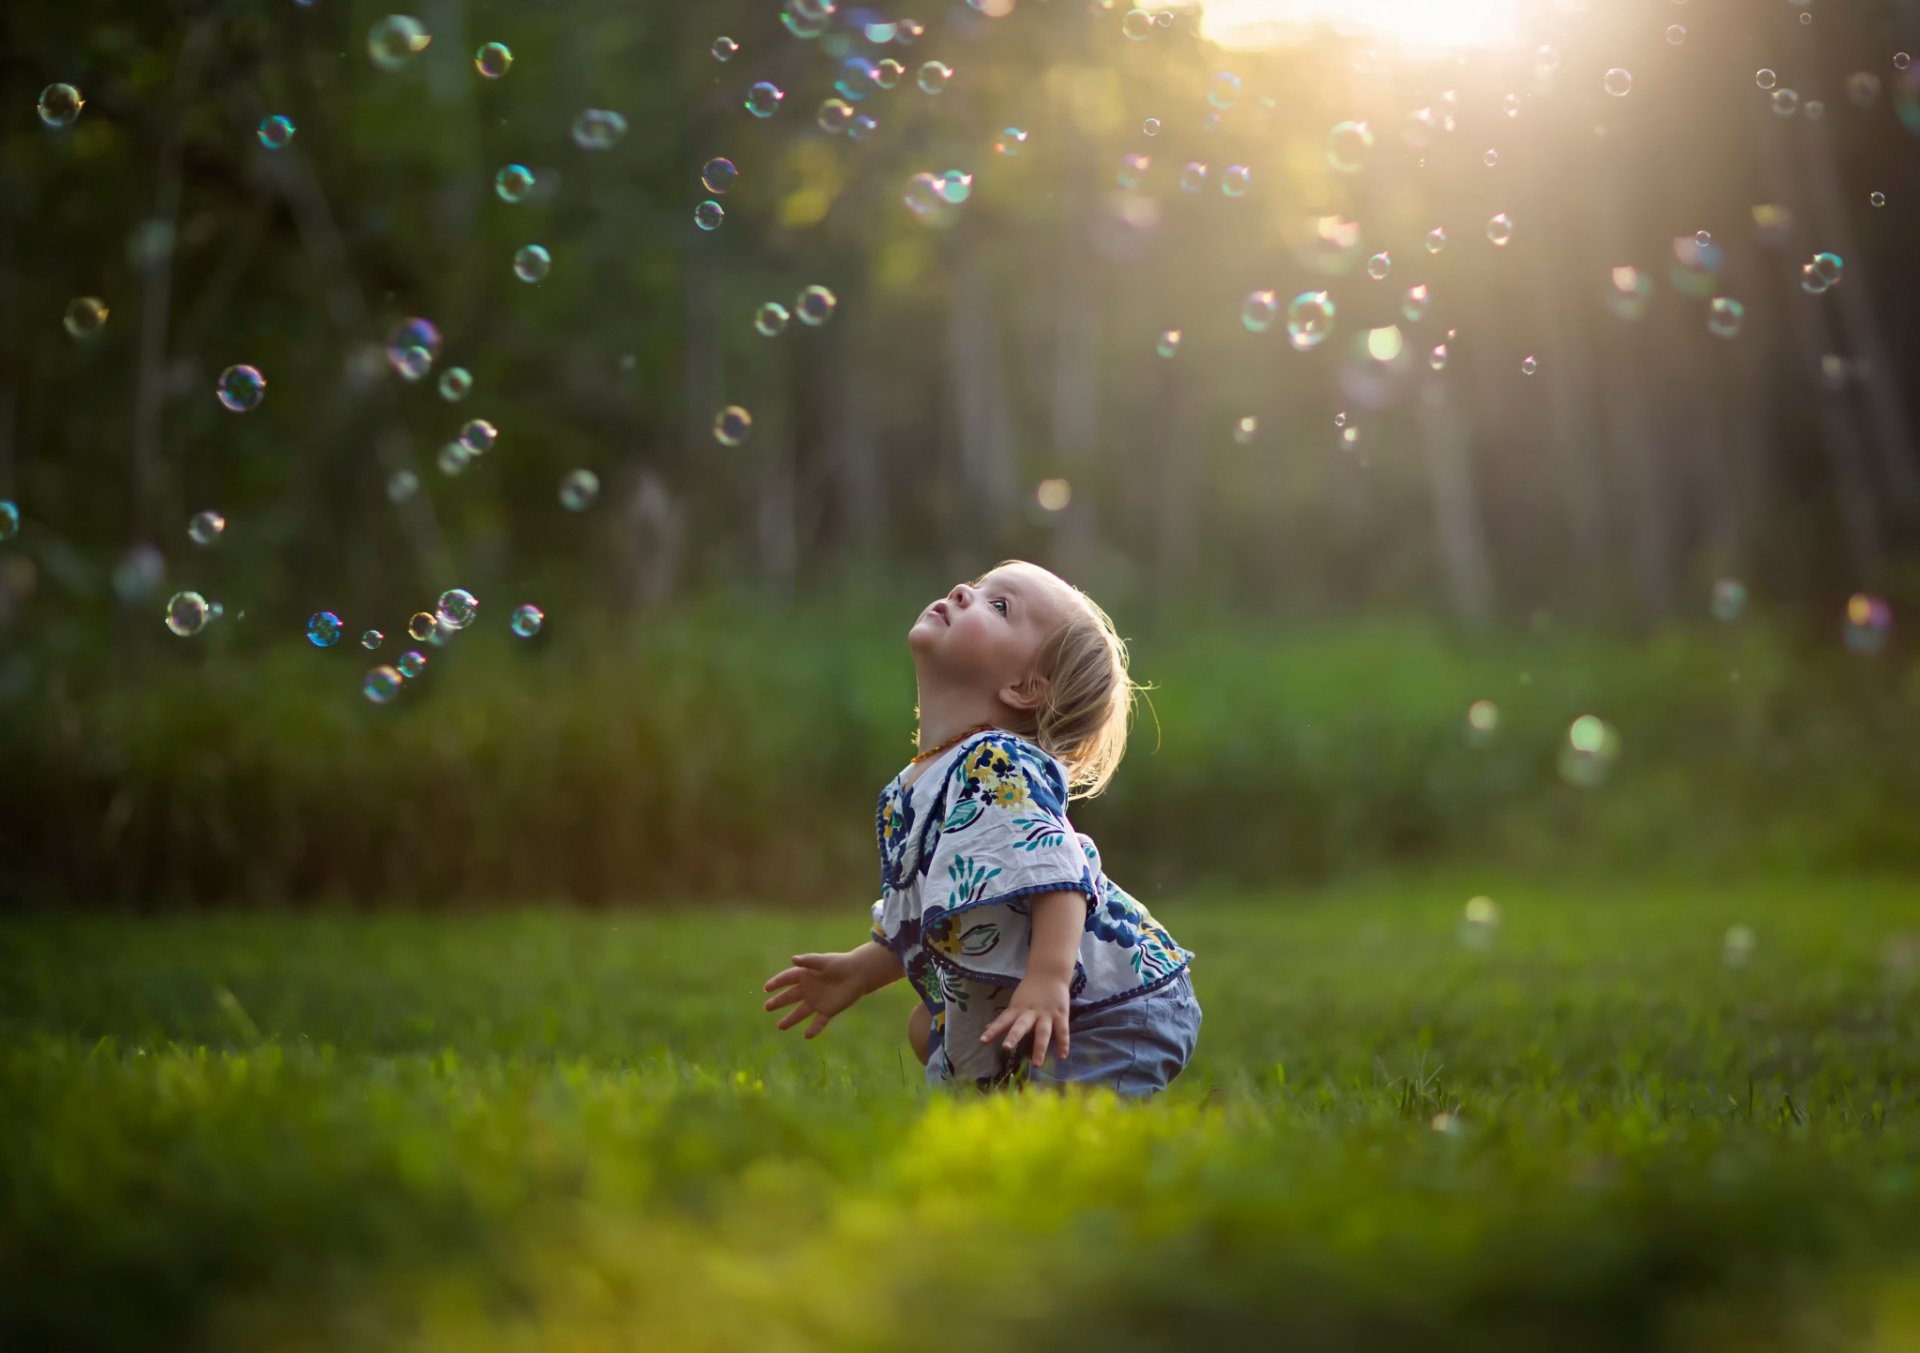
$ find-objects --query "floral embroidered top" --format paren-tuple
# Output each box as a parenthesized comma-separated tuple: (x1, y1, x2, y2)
(869, 728, 1194, 1090)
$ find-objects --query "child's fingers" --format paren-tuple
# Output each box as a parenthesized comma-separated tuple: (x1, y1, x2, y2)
(995, 1011, 1036, 1052)
(977, 1010, 1011, 1043)
(776, 1002, 815, 1032)
(764, 987, 805, 1013)
(1030, 1021, 1052, 1068)
(803, 1012, 832, 1039)
(763, 967, 802, 992)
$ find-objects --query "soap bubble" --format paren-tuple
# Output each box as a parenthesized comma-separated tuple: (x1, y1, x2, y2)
(64, 297, 108, 338)
(1707, 297, 1745, 338)
(474, 41, 512, 77)
(1534, 44, 1560, 73)
(1666, 24, 1685, 44)
(387, 470, 419, 503)
(361, 629, 385, 651)
(693, 200, 725, 231)
(1520, 355, 1538, 375)
(559, 470, 600, 511)
(437, 588, 478, 630)
(917, 61, 952, 94)
(745, 82, 784, 118)
(188, 510, 226, 545)
(459, 419, 497, 454)
(572, 108, 628, 149)
(1179, 161, 1208, 192)
(755, 302, 790, 337)
(216, 365, 266, 412)
(37, 83, 83, 127)
(1155, 328, 1182, 357)
(1483, 148, 1498, 167)
(797, 285, 837, 325)
(1844, 593, 1893, 654)
(495, 165, 534, 202)
(836, 57, 881, 102)
(1142, 117, 1161, 136)
(1221, 164, 1251, 197)
(701, 157, 737, 194)
(818, 99, 854, 133)
(165, 592, 209, 637)
(1425, 227, 1447, 254)
(1460, 896, 1500, 949)
(1487, 212, 1514, 246)
(394, 346, 432, 381)
(1897, 53, 1912, 71)
(875, 59, 904, 90)
(1325, 120, 1374, 173)
(1710, 578, 1747, 622)
(1770, 88, 1799, 116)
(1504, 93, 1521, 118)
(397, 650, 428, 679)
(712, 36, 739, 61)
(1800, 263, 1830, 295)
(1286, 292, 1335, 350)
(307, 611, 344, 648)
(1607, 266, 1653, 320)
(1603, 68, 1632, 97)
(1242, 290, 1278, 333)
(1402, 284, 1429, 322)
(1232, 416, 1258, 445)
(1756, 68, 1777, 90)
(513, 245, 550, 282)
(849, 114, 878, 141)
(368, 16, 431, 71)
(1208, 72, 1242, 110)
(257, 115, 296, 149)
(407, 612, 436, 641)
(510, 604, 545, 638)
(905, 171, 945, 214)
(995, 127, 1028, 156)
(1366, 252, 1391, 280)
(714, 406, 753, 446)
(1811, 251, 1844, 285)
(437, 367, 472, 401)
(0, 501, 17, 541)
(1155, 9, 1173, 26)
(1871, 191, 1886, 207)
(1122, 8, 1154, 39)
(437, 442, 470, 475)
(364, 666, 403, 703)
(1466, 699, 1500, 746)
(1557, 714, 1621, 788)
(937, 169, 973, 204)
(1116, 152, 1150, 189)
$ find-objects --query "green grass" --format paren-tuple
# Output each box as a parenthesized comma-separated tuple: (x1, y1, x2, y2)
(4, 875, 1919, 1351)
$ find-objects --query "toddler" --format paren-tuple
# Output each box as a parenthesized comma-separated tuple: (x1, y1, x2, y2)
(762, 559, 1200, 1096)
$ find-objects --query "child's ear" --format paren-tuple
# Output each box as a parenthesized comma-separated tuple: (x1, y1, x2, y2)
(1001, 673, 1049, 712)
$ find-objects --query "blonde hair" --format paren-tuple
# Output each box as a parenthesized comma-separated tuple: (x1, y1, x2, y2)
(984, 559, 1156, 801)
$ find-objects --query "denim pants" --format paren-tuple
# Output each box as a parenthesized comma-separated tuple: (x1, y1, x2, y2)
(1002, 966, 1202, 1098)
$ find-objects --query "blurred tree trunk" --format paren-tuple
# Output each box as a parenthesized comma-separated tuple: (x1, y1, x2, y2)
(947, 250, 1019, 542)
(1416, 383, 1496, 632)
(756, 352, 798, 608)
(829, 288, 885, 566)
(1049, 233, 1101, 578)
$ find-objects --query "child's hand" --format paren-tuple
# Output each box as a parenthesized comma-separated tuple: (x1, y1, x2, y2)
(979, 975, 1071, 1068)
(762, 952, 867, 1039)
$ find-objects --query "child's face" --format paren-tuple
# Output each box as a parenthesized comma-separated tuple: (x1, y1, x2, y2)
(908, 562, 1075, 704)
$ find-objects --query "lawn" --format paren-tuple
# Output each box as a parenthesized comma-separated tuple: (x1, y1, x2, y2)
(3, 873, 1918, 1351)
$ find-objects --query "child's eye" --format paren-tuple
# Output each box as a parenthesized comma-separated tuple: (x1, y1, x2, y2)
(992, 599, 1008, 615)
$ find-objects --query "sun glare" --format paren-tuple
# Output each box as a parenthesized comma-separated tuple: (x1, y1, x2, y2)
(1198, 0, 1523, 54)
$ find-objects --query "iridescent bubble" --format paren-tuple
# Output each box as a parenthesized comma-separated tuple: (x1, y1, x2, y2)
(849, 114, 878, 141)
(1340, 425, 1359, 448)
(188, 510, 225, 545)
(745, 82, 785, 118)
(510, 604, 545, 638)
(433, 589, 475, 631)
(257, 115, 296, 149)
(1520, 354, 1538, 375)
(459, 419, 497, 454)
(1710, 578, 1747, 622)
(437, 442, 470, 476)
(693, 200, 725, 231)
(1286, 291, 1335, 351)
(387, 470, 419, 504)
(513, 244, 551, 283)
(1898, 53, 1912, 71)
(1325, 120, 1374, 174)
(1402, 283, 1429, 322)
(797, 285, 837, 325)
(714, 405, 753, 446)
(1241, 290, 1278, 333)
(474, 41, 512, 78)
(836, 56, 881, 102)
(1534, 44, 1560, 72)
(780, 0, 833, 40)
(1232, 415, 1258, 445)
(307, 611, 344, 648)
(559, 469, 600, 511)
(1695, 230, 1712, 248)
(1756, 68, 1777, 90)
(407, 612, 436, 641)
(571, 108, 629, 149)
(1844, 592, 1893, 654)
(1811, 251, 1844, 285)
(698, 158, 737, 195)
(1606, 266, 1653, 320)
(364, 665, 403, 703)
(1116, 152, 1150, 189)
(1556, 714, 1621, 788)
(1155, 9, 1174, 27)
(1425, 227, 1447, 254)
(368, 16, 431, 72)
(1142, 117, 1162, 136)
(385, 317, 443, 371)
(37, 83, 83, 128)
(397, 650, 428, 679)
(755, 302, 790, 337)
(395, 346, 433, 382)
(64, 297, 108, 338)
(1366, 252, 1391, 280)
(904, 171, 944, 215)
(1155, 328, 1182, 357)
(818, 98, 854, 134)
(995, 127, 1028, 156)
(1403, 106, 1439, 148)
(711, 35, 739, 62)
(216, 364, 266, 412)
(1179, 161, 1208, 192)
(1483, 148, 1498, 167)
(1602, 68, 1633, 97)
(1221, 164, 1252, 197)
(936, 169, 972, 205)
(1707, 296, 1745, 338)
(437, 367, 472, 402)
(361, 628, 385, 651)
(917, 62, 952, 94)
(1871, 190, 1887, 207)
(1504, 92, 1521, 118)
(1666, 24, 1685, 44)
(1429, 343, 1449, 370)
(1122, 7, 1154, 39)
(0, 501, 17, 541)
(165, 591, 209, 637)
(495, 164, 533, 203)
(1487, 212, 1514, 246)
(1770, 88, 1799, 116)
(895, 17, 926, 43)
(875, 59, 904, 90)
(1208, 72, 1242, 110)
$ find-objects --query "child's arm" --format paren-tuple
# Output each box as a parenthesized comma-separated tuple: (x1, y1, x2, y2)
(845, 939, 906, 996)
(975, 889, 1084, 1067)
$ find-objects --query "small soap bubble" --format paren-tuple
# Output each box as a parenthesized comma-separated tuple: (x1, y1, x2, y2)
(1425, 227, 1447, 254)
(995, 127, 1028, 156)
(1179, 161, 1208, 192)
(216, 364, 266, 412)
(1366, 252, 1391, 280)
(818, 98, 855, 134)
(1487, 212, 1514, 246)
(474, 41, 512, 78)
(397, 650, 428, 679)
(711, 35, 740, 62)
(307, 611, 344, 648)
(1483, 148, 1498, 167)
(437, 367, 472, 401)
(1429, 343, 1449, 370)
(1402, 284, 1429, 322)
(1221, 164, 1251, 197)
(1325, 120, 1374, 174)
(1286, 291, 1335, 351)
(875, 59, 904, 90)
(1607, 266, 1653, 320)
(1804, 100, 1824, 121)
(714, 405, 753, 446)
(895, 18, 926, 43)
(437, 442, 470, 475)
(385, 318, 441, 374)
(1339, 425, 1359, 448)
(1142, 117, 1161, 136)
(1155, 328, 1182, 357)
(0, 501, 18, 541)
(1811, 251, 1844, 285)
(188, 510, 226, 545)
(1232, 415, 1258, 445)
(257, 115, 296, 149)
(364, 665, 403, 703)
(905, 171, 944, 214)
(368, 16, 431, 72)
(1466, 699, 1500, 745)
(459, 419, 497, 454)
(1898, 53, 1913, 71)
(745, 82, 784, 118)
(1603, 68, 1632, 97)
(1504, 92, 1521, 118)
(1844, 592, 1893, 654)
(394, 346, 433, 381)
(1460, 896, 1501, 949)
(849, 114, 878, 141)
(407, 612, 436, 641)
(693, 200, 725, 231)
(387, 470, 419, 504)
(510, 604, 545, 638)
(755, 302, 790, 337)
(1756, 69, 1777, 90)
(1208, 71, 1242, 110)
(1770, 88, 1799, 116)
(513, 244, 551, 283)
(436, 588, 478, 630)
(361, 629, 385, 651)
(1520, 354, 1538, 375)
(1666, 24, 1685, 44)
(1334, 411, 1348, 428)
(37, 83, 84, 127)
(937, 169, 972, 204)
(1534, 44, 1560, 72)
(700, 158, 737, 194)
(1121, 7, 1154, 39)
(571, 108, 629, 149)
(836, 56, 881, 102)
(1871, 190, 1886, 207)
(1799, 263, 1830, 295)
(917, 61, 953, 94)
(1707, 297, 1745, 338)
(796, 285, 837, 325)
(1557, 714, 1621, 788)
(1710, 578, 1747, 622)
(1036, 478, 1071, 511)
(1115, 152, 1150, 189)
(1242, 290, 1278, 333)
(1156, 10, 1174, 27)
(165, 591, 209, 637)
(559, 469, 600, 511)
(64, 297, 108, 338)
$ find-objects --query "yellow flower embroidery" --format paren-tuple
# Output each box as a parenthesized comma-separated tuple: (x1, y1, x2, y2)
(965, 742, 1015, 781)
(991, 775, 1030, 810)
